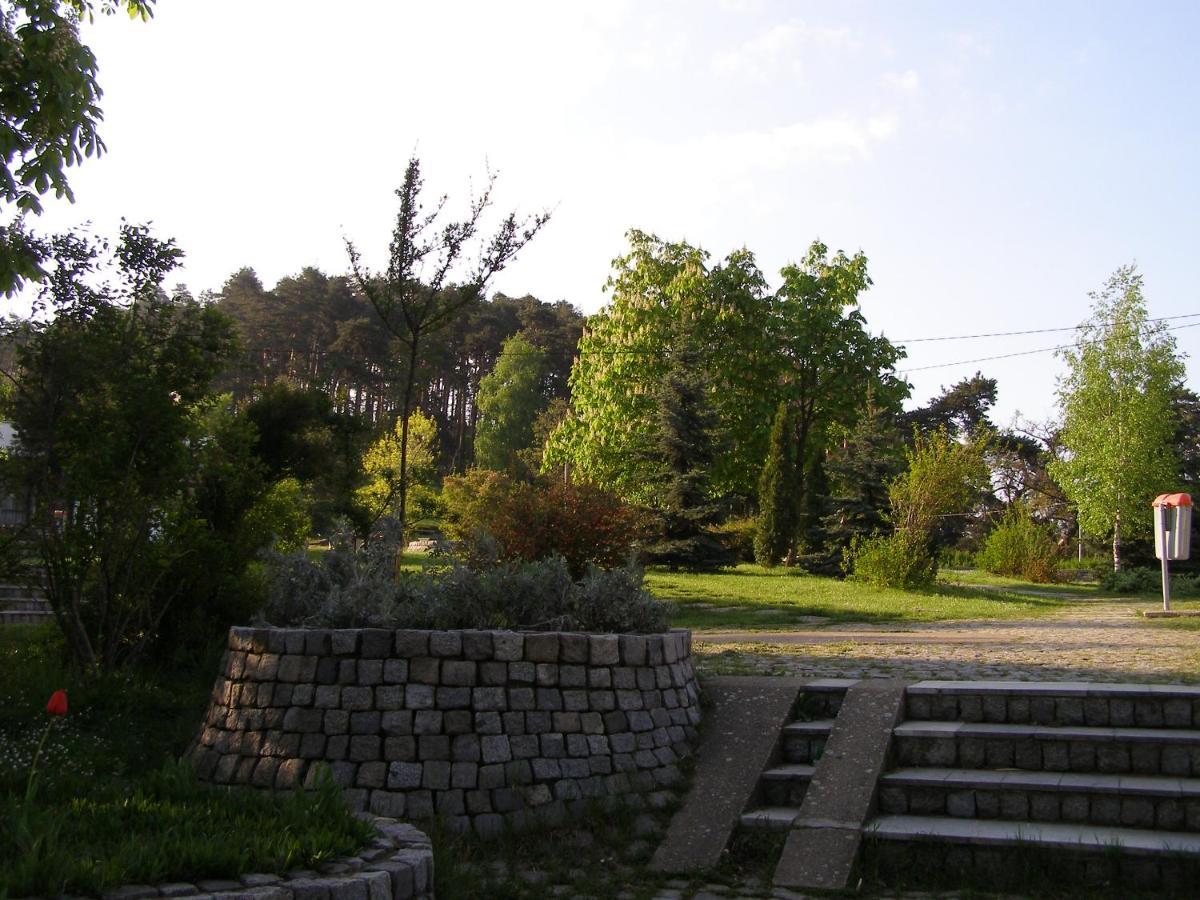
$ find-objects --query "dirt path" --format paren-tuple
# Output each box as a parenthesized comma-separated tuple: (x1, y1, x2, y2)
(692, 600, 1200, 683)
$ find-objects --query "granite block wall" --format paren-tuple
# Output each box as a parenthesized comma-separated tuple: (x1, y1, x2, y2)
(189, 626, 701, 836)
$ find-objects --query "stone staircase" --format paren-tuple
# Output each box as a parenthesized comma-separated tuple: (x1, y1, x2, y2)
(739, 679, 851, 831)
(0, 583, 52, 626)
(866, 681, 1200, 892)
(734, 678, 1200, 892)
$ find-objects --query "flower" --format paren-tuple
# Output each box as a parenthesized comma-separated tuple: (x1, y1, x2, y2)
(46, 690, 67, 716)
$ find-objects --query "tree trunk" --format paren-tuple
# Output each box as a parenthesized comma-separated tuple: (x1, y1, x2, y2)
(1112, 510, 1122, 571)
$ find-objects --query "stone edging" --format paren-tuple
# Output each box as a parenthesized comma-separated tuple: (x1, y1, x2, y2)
(101, 818, 432, 900)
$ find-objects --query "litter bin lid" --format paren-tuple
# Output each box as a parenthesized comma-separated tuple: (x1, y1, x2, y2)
(1152, 493, 1193, 507)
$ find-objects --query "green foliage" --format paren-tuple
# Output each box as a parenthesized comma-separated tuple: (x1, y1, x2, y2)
(754, 402, 800, 567)
(976, 504, 1062, 583)
(263, 551, 671, 634)
(242, 477, 310, 553)
(1, 762, 371, 897)
(848, 431, 988, 589)
(474, 332, 546, 476)
(345, 157, 549, 540)
(822, 406, 905, 558)
(440, 469, 648, 577)
(242, 381, 334, 483)
(642, 347, 735, 572)
(848, 531, 938, 590)
(1048, 266, 1185, 570)
(711, 516, 757, 563)
(544, 232, 779, 502)
(355, 410, 438, 529)
(0, 0, 155, 293)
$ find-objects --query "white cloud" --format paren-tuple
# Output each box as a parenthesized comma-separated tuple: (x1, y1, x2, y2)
(712, 19, 857, 81)
(882, 69, 921, 94)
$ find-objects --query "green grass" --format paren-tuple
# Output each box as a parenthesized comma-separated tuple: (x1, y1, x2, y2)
(0, 625, 371, 897)
(937, 568, 1103, 597)
(650, 564, 1081, 630)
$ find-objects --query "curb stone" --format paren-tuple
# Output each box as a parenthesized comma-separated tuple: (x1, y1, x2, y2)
(96, 817, 433, 900)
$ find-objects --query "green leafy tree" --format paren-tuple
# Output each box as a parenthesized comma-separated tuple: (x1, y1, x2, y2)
(1048, 266, 1184, 571)
(0, 223, 247, 672)
(474, 332, 546, 476)
(822, 404, 905, 562)
(771, 243, 907, 549)
(345, 156, 549, 547)
(355, 410, 439, 530)
(544, 232, 777, 503)
(754, 402, 800, 567)
(1, 0, 155, 294)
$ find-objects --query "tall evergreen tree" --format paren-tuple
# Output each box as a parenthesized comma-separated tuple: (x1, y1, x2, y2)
(643, 347, 734, 571)
(822, 407, 905, 558)
(754, 402, 800, 567)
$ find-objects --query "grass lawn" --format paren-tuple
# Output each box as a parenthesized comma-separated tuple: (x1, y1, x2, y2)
(650, 564, 1083, 631)
(0, 625, 371, 898)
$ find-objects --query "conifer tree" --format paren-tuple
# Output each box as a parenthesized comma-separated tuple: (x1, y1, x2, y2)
(643, 347, 734, 571)
(822, 407, 905, 558)
(754, 402, 800, 567)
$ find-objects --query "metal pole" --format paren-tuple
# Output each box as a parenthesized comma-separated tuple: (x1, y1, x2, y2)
(1162, 526, 1172, 613)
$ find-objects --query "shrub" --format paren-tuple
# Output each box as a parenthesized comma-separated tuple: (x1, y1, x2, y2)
(975, 505, 1062, 583)
(712, 516, 757, 563)
(1098, 566, 1200, 597)
(262, 549, 671, 633)
(440, 470, 648, 576)
(848, 532, 937, 590)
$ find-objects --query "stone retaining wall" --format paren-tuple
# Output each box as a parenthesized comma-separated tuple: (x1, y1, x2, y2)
(189, 626, 700, 836)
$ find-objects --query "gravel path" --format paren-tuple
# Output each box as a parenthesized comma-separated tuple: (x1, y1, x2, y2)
(692, 600, 1199, 683)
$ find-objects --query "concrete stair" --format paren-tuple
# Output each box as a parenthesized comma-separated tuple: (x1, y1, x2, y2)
(739, 679, 854, 832)
(0, 584, 52, 626)
(865, 680, 1200, 892)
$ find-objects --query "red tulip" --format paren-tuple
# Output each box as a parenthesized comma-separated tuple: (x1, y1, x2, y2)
(46, 690, 68, 716)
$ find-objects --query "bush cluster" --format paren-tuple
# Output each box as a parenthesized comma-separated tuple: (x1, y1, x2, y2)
(975, 505, 1062, 583)
(1099, 566, 1200, 596)
(262, 547, 671, 634)
(440, 470, 649, 577)
(847, 532, 937, 590)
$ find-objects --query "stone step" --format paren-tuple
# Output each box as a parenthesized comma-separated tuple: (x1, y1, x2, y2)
(0, 598, 50, 612)
(866, 814, 1200, 891)
(739, 806, 800, 831)
(906, 680, 1200, 730)
(781, 719, 833, 765)
(0, 610, 53, 625)
(894, 721, 1200, 777)
(879, 767, 1200, 831)
(797, 678, 856, 719)
(759, 763, 816, 806)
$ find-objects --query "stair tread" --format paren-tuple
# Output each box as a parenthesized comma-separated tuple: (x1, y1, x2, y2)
(761, 763, 816, 780)
(909, 680, 1200, 700)
(882, 767, 1200, 796)
(869, 814, 1200, 854)
(895, 720, 1200, 742)
(740, 807, 800, 830)
(782, 719, 835, 735)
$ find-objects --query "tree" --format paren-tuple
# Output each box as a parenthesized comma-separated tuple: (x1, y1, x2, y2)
(543, 232, 778, 503)
(345, 156, 549, 546)
(822, 404, 905, 560)
(754, 402, 800, 567)
(0, 223, 252, 672)
(1, 0, 155, 294)
(850, 430, 989, 589)
(642, 346, 734, 571)
(355, 410, 439, 531)
(474, 332, 546, 476)
(771, 243, 907, 546)
(1048, 266, 1184, 571)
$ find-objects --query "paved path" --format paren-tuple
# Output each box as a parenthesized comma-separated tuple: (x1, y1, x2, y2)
(692, 601, 1199, 683)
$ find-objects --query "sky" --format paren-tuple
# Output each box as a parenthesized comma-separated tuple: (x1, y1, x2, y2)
(18, 0, 1200, 426)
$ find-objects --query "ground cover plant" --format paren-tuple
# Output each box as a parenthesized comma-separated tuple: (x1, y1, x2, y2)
(0, 625, 371, 898)
(651, 564, 1078, 631)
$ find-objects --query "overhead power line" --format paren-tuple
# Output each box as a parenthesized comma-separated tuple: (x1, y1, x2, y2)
(893, 312, 1200, 343)
(897, 320, 1200, 375)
